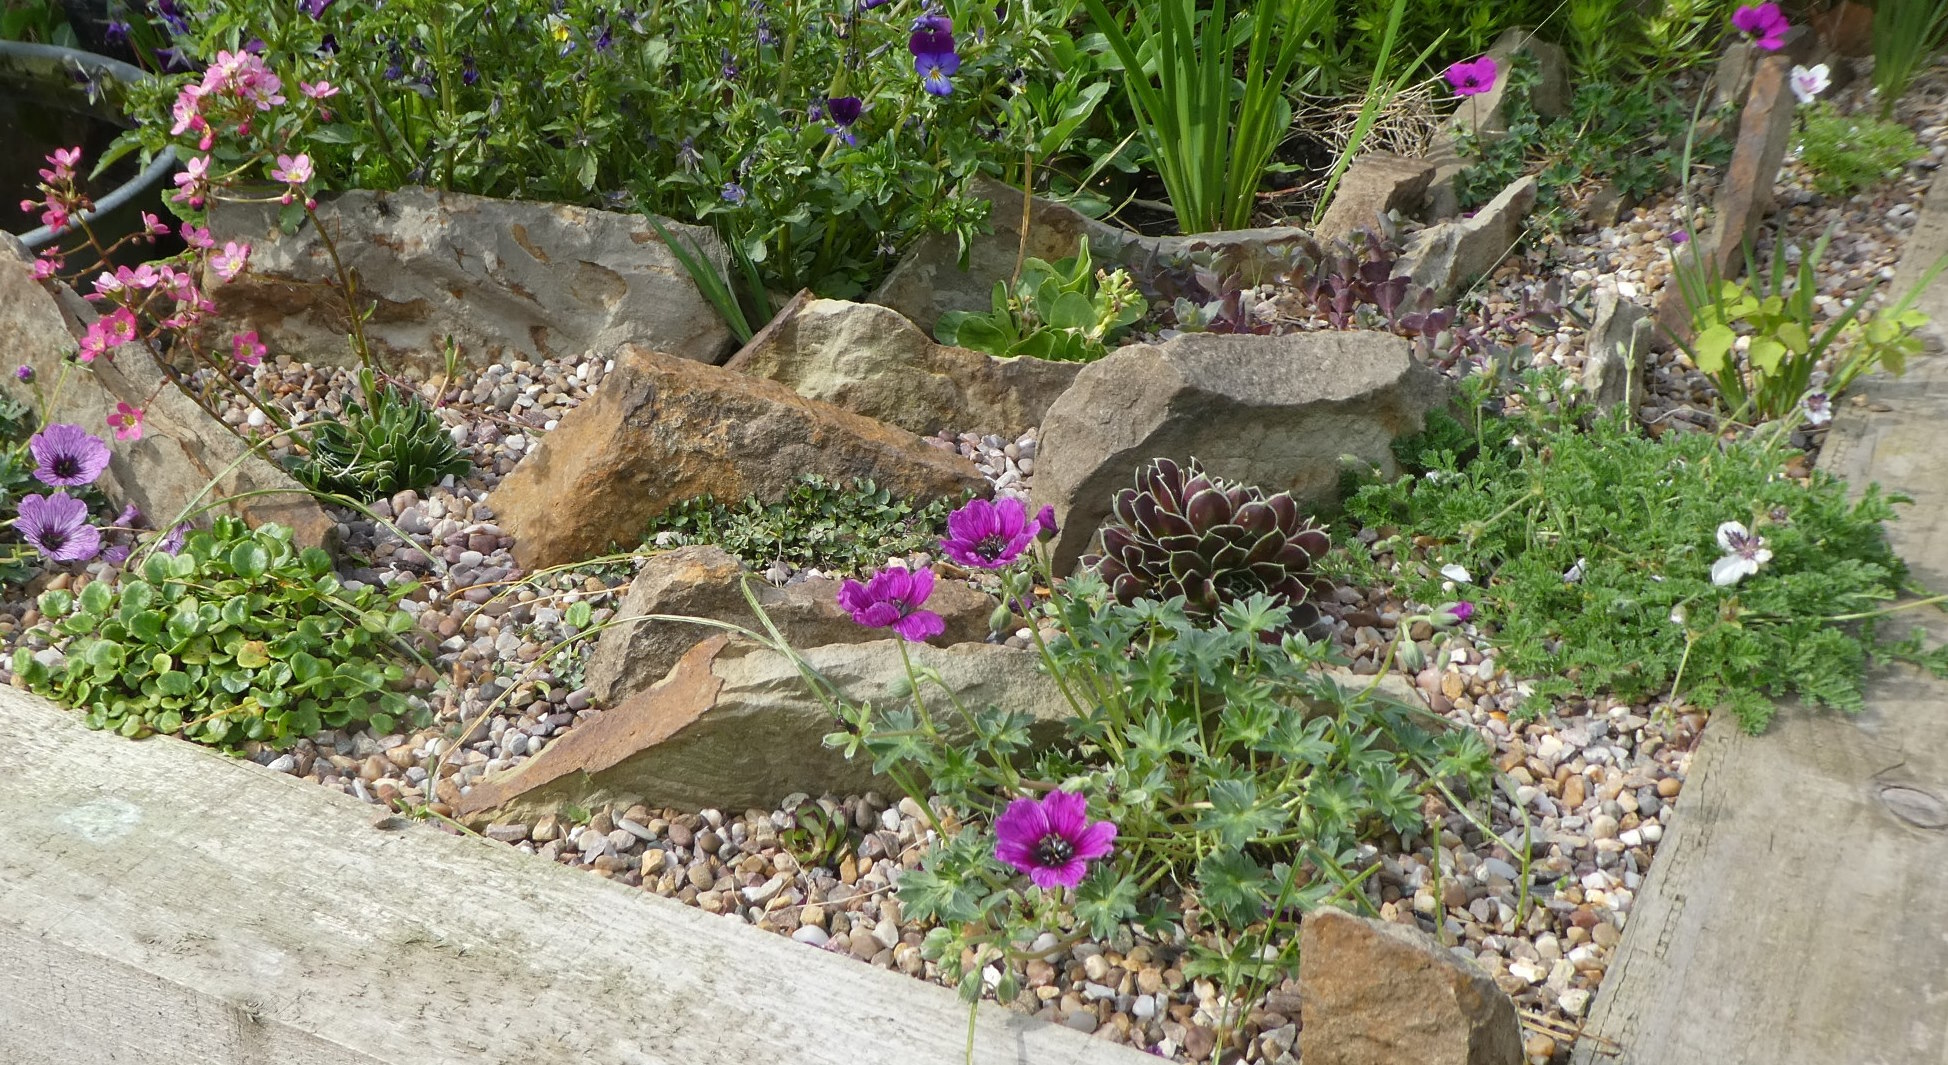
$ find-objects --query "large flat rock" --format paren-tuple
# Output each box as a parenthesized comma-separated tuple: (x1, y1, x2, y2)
(0, 685, 1150, 1065)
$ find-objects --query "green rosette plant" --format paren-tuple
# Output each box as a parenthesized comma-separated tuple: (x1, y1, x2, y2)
(13, 518, 427, 748)
(934, 237, 1147, 362)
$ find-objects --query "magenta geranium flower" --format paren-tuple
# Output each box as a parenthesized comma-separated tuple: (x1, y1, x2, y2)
(994, 790, 1117, 890)
(836, 564, 946, 642)
(1445, 55, 1499, 97)
(16, 492, 101, 563)
(28, 423, 111, 488)
(940, 496, 1037, 569)
(1732, 3, 1789, 50)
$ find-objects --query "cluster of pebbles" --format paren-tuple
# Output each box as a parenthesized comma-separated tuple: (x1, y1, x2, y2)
(4, 69, 1943, 1065)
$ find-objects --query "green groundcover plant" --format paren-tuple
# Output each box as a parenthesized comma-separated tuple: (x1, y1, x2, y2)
(1341, 372, 1948, 733)
(642, 475, 964, 577)
(1794, 101, 1927, 200)
(13, 518, 428, 748)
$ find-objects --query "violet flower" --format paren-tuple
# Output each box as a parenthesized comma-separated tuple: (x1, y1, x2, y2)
(1800, 391, 1833, 427)
(1711, 521, 1772, 587)
(1035, 504, 1058, 542)
(28, 424, 111, 488)
(836, 564, 946, 641)
(721, 182, 747, 204)
(1444, 56, 1498, 97)
(940, 496, 1037, 569)
(16, 492, 101, 563)
(825, 95, 864, 145)
(994, 790, 1117, 890)
(301, 0, 335, 17)
(1732, 3, 1789, 51)
(909, 16, 960, 96)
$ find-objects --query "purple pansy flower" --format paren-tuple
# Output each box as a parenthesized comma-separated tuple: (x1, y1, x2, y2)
(837, 564, 946, 641)
(28, 423, 112, 488)
(721, 182, 747, 204)
(940, 496, 1037, 569)
(1732, 3, 1790, 50)
(16, 492, 101, 563)
(1445, 56, 1498, 97)
(909, 15, 960, 96)
(994, 790, 1117, 890)
(825, 95, 864, 145)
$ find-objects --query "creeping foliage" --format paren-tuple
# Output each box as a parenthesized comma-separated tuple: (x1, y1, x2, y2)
(14, 518, 426, 748)
(1794, 102, 1926, 199)
(642, 475, 966, 576)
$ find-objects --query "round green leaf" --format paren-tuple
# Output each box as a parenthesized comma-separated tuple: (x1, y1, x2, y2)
(230, 542, 270, 579)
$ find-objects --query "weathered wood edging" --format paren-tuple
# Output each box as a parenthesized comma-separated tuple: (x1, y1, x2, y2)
(0, 686, 1153, 1065)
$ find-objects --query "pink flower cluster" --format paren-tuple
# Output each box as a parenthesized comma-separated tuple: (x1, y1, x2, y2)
(170, 49, 286, 151)
(19, 146, 90, 236)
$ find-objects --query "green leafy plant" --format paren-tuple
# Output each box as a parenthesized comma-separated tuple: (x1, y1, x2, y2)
(642, 475, 965, 576)
(0, 0, 73, 44)
(1341, 373, 1948, 733)
(1672, 227, 1941, 423)
(290, 368, 471, 502)
(1631, 0, 1723, 74)
(1566, 0, 1632, 80)
(934, 237, 1147, 362)
(1083, 457, 1335, 632)
(1308, 0, 1444, 229)
(1080, 0, 1334, 233)
(1794, 102, 1927, 198)
(13, 518, 427, 748)
(1872, 0, 1948, 117)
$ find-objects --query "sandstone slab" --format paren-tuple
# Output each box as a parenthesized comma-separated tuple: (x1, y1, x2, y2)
(1401, 177, 1539, 305)
(491, 344, 985, 570)
(461, 634, 1070, 815)
(1032, 331, 1450, 571)
(723, 295, 1079, 437)
(208, 188, 736, 375)
(583, 544, 998, 705)
(1314, 153, 1437, 243)
(1583, 282, 1655, 412)
(0, 235, 333, 546)
(1300, 906, 1524, 1065)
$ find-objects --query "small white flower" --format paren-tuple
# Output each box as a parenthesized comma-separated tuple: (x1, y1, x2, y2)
(1670, 604, 1687, 625)
(1711, 521, 1773, 587)
(1564, 557, 1587, 584)
(1801, 391, 1833, 427)
(1440, 563, 1473, 584)
(1790, 64, 1830, 106)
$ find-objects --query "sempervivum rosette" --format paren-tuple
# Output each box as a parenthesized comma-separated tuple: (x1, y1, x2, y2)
(1083, 458, 1333, 631)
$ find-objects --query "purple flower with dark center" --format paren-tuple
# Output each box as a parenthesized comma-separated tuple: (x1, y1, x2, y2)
(157, 523, 189, 556)
(940, 496, 1037, 569)
(1444, 56, 1498, 97)
(676, 137, 701, 171)
(462, 54, 479, 85)
(595, 24, 614, 51)
(16, 493, 101, 563)
(756, 20, 777, 46)
(1732, 3, 1790, 50)
(721, 182, 747, 204)
(105, 20, 130, 43)
(909, 15, 959, 96)
(721, 49, 740, 80)
(994, 791, 1117, 890)
(825, 95, 863, 144)
(29, 423, 111, 488)
(836, 564, 946, 642)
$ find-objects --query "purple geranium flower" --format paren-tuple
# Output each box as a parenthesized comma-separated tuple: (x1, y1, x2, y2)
(28, 423, 112, 488)
(836, 564, 946, 641)
(994, 791, 1117, 890)
(16, 492, 101, 563)
(909, 15, 959, 96)
(1445, 55, 1498, 97)
(940, 496, 1037, 569)
(1035, 504, 1058, 542)
(1732, 3, 1789, 50)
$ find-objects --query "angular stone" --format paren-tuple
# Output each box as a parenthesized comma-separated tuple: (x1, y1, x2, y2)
(1299, 906, 1524, 1065)
(722, 295, 1079, 437)
(1583, 282, 1655, 411)
(1655, 57, 1797, 347)
(0, 235, 333, 547)
(1314, 154, 1437, 243)
(458, 634, 1071, 815)
(1401, 177, 1538, 305)
(207, 188, 736, 375)
(582, 544, 998, 705)
(491, 343, 985, 570)
(1031, 331, 1450, 571)
(871, 177, 1316, 333)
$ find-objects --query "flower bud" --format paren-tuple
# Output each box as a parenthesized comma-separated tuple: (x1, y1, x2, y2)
(1034, 504, 1058, 542)
(1429, 601, 1474, 629)
(1396, 639, 1427, 672)
(989, 602, 1015, 635)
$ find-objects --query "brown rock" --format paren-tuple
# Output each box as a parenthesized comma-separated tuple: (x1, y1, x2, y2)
(1314, 154, 1437, 243)
(207, 188, 735, 374)
(1401, 177, 1539, 305)
(1561, 774, 1588, 811)
(1300, 906, 1524, 1065)
(491, 343, 986, 570)
(582, 545, 996, 705)
(723, 295, 1080, 438)
(457, 634, 1072, 816)
(1032, 331, 1450, 572)
(0, 235, 334, 548)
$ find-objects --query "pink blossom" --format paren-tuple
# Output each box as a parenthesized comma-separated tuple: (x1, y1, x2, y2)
(79, 308, 139, 362)
(37, 202, 70, 233)
(141, 211, 171, 237)
(993, 791, 1117, 890)
(31, 256, 59, 281)
(179, 222, 215, 249)
(172, 155, 212, 208)
(38, 145, 81, 184)
(270, 153, 314, 205)
(210, 241, 250, 282)
(232, 331, 266, 366)
(300, 80, 339, 100)
(1732, 3, 1790, 50)
(107, 402, 145, 442)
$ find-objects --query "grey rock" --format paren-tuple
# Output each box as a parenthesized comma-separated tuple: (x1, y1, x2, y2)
(1401, 177, 1539, 305)
(722, 295, 1080, 438)
(1583, 282, 1654, 411)
(1314, 154, 1437, 243)
(207, 188, 736, 375)
(1300, 906, 1524, 1065)
(582, 545, 997, 705)
(1032, 331, 1451, 571)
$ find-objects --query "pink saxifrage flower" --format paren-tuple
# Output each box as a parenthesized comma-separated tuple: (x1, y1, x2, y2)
(836, 564, 946, 642)
(79, 307, 139, 362)
(271, 153, 314, 205)
(1445, 55, 1499, 98)
(172, 154, 212, 208)
(107, 401, 145, 442)
(233, 331, 267, 366)
(1732, 3, 1790, 51)
(301, 79, 339, 100)
(211, 241, 250, 281)
(994, 790, 1117, 890)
